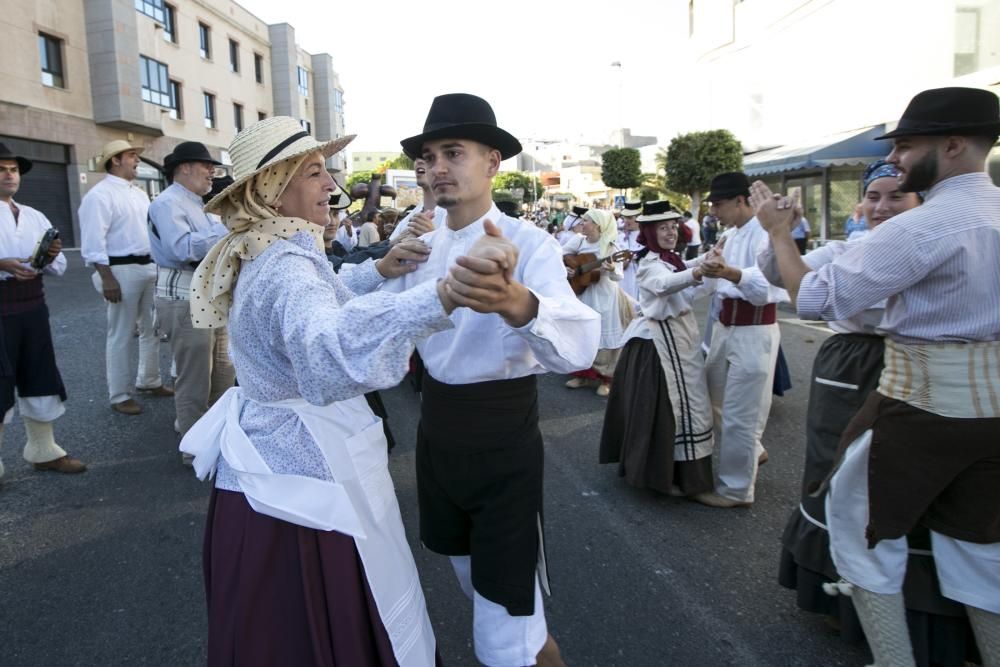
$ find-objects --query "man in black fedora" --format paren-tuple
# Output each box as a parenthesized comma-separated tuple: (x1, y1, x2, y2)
(693, 171, 788, 509)
(752, 86, 1000, 666)
(148, 142, 234, 462)
(0, 143, 86, 478)
(385, 93, 600, 667)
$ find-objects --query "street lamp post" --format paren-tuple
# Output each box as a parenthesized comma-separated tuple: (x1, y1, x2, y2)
(610, 61, 623, 148)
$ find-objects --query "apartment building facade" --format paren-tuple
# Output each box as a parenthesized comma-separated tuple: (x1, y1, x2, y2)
(0, 0, 347, 244)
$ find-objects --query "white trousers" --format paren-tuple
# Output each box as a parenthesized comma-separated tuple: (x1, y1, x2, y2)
(828, 432, 1000, 613)
(705, 323, 779, 503)
(91, 264, 161, 404)
(449, 556, 548, 667)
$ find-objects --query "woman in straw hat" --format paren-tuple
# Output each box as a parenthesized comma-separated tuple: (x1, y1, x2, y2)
(179, 117, 509, 666)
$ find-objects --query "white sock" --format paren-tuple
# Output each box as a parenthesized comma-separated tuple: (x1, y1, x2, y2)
(850, 586, 915, 667)
(967, 605, 1000, 667)
(22, 418, 67, 464)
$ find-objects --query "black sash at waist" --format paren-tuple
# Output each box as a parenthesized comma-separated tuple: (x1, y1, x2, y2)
(108, 254, 152, 266)
(420, 373, 539, 451)
(0, 276, 44, 316)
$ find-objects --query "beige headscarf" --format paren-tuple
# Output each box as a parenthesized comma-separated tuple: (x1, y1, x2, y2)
(190, 153, 324, 328)
(584, 209, 619, 258)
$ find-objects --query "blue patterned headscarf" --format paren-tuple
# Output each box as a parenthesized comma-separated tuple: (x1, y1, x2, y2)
(862, 159, 900, 192)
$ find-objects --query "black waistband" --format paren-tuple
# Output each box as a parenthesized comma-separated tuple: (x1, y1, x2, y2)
(108, 254, 152, 266)
(420, 373, 539, 450)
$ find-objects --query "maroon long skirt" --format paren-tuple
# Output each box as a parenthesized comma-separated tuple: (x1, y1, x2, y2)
(203, 488, 399, 666)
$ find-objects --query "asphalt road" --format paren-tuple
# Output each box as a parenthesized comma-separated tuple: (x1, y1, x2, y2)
(0, 251, 868, 666)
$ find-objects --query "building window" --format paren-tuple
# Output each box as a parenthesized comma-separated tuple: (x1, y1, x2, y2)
(204, 92, 216, 129)
(297, 66, 309, 97)
(134, 0, 165, 23)
(257, 111, 266, 121)
(233, 103, 244, 132)
(199, 22, 211, 59)
(334, 88, 344, 114)
(169, 80, 182, 119)
(140, 55, 171, 107)
(228, 39, 239, 73)
(38, 33, 65, 88)
(162, 3, 177, 43)
(300, 119, 312, 134)
(254, 53, 264, 84)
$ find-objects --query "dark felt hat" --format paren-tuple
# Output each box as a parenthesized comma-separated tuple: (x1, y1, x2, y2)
(0, 142, 32, 175)
(636, 200, 682, 224)
(401, 93, 522, 160)
(875, 87, 1000, 140)
(707, 172, 751, 202)
(572, 205, 589, 217)
(495, 199, 521, 218)
(329, 180, 352, 210)
(202, 175, 234, 205)
(164, 141, 222, 175)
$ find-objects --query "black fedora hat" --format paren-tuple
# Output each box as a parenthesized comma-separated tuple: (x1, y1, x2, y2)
(164, 141, 222, 175)
(0, 142, 32, 175)
(876, 87, 1000, 140)
(401, 93, 522, 160)
(707, 172, 751, 202)
(571, 205, 589, 217)
(636, 200, 682, 224)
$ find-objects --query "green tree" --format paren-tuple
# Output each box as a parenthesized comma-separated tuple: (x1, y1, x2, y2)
(346, 170, 375, 191)
(381, 153, 415, 171)
(663, 130, 743, 217)
(600, 147, 642, 192)
(492, 171, 542, 202)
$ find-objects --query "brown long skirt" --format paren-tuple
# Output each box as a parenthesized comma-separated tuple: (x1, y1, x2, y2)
(203, 488, 403, 666)
(599, 338, 713, 495)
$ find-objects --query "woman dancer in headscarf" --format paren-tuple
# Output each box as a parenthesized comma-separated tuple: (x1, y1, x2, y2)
(179, 117, 509, 666)
(764, 160, 979, 666)
(599, 200, 715, 497)
(562, 209, 630, 396)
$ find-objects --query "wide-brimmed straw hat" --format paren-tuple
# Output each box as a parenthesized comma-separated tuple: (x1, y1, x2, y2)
(205, 116, 355, 213)
(96, 139, 144, 167)
(637, 200, 683, 224)
(621, 199, 642, 217)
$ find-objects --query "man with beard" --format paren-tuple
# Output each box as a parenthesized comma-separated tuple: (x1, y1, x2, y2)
(79, 140, 172, 415)
(148, 142, 234, 458)
(384, 93, 599, 667)
(754, 86, 1000, 666)
(0, 144, 85, 478)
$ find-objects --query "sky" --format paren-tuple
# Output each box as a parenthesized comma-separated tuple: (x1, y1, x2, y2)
(237, 0, 690, 154)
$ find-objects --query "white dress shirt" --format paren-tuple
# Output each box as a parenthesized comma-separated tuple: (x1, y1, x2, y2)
(78, 174, 151, 265)
(0, 201, 67, 278)
(148, 182, 229, 269)
(357, 221, 380, 248)
(389, 204, 447, 243)
(714, 217, 788, 306)
(335, 219, 357, 252)
(382, 204, 600, 384)
(797, 172, 1000, 343)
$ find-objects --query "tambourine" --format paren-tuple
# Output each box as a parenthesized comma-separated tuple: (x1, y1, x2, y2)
(30, 228, 59, 270)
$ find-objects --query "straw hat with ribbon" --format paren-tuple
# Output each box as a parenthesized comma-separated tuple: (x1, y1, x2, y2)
(191, 116, 355, 328)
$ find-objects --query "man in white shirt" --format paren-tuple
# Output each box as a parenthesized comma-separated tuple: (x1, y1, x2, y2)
(0, 144, 85, 477)
(617, 200, 643, 300)
(79, 140, 172, 416)
(682, 210, 702, 260)
(389, 158, 446, 243)
(695, 172, 788, 509)
(148, 142, 234, 450)
(386, 93, 599, 667)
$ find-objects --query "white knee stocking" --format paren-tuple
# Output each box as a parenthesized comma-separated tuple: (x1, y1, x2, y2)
(967, 605, 1000, 667)
(850, 587, 915, 667)
(22, 418, 66, 464)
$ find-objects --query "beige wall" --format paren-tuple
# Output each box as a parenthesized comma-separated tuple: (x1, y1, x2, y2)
(0, 0, 92, 119)
(134, 0, 274, 153)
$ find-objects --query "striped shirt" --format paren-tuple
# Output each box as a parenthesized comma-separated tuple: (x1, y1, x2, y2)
(797, 172, 1000, 343)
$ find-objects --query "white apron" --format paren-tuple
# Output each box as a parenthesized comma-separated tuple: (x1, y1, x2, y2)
(180, 387, 437, 667)
(646, 311, 715, 461)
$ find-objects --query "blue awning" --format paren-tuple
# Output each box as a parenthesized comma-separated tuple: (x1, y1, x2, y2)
(744, 125, 890, 176)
